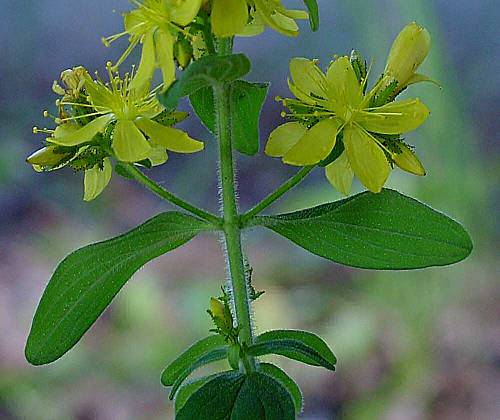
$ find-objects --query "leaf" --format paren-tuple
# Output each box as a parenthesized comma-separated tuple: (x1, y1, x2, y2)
(161, 335, 227, 386)
(302, 0, 320, 31)
(169, 347, 229, 399)
(252, 189, 473, 270)
(230, 81, 269, 155)
(190, 81, 269, 156)
(25, 213, 212, 366)
(175, 373, 221, 413)
(259, 363, 303, 415)
(248, 330, 336, 371)
(159, 54, 251, 111)
(176, 371, 295, 420)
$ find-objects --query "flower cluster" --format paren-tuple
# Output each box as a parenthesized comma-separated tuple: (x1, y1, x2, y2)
(266, 22, 435, 194)
(29, 65, 201, 200)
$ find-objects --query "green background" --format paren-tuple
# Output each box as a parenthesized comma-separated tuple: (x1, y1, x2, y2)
(0, 0, 498, 418)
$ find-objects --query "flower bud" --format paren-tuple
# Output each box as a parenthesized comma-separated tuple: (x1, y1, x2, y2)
(174, 39, 193, 69)
(393, 144, 426, 176)
(384, 22, 431, 91)
(26, 146, 71, 168)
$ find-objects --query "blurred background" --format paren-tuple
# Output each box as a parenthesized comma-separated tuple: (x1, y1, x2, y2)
(1, 0, 498, 419)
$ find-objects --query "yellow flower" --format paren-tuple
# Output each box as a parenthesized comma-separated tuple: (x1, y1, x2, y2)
(211, 0, 309, 38)
(266, 55, 430, 194)
(50, 64, 204, 163)
(103, 0, 202, 90)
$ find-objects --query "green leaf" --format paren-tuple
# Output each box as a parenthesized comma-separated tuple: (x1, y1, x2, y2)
(230, 81, 269, 155)
(177, 371, 295, 420)
(190, 81, 269, 156)
(248, 330, 336, 371)
(259, 363, 303, 415)
(25, 213, 212, 366)
(161, 335, 227, 386)
(159, 54, 251, 111)
(302, 0, 320, 31)
(175, 373, 221, 413)
(169, 346, 229, 399)
(253, 189, 473, 270)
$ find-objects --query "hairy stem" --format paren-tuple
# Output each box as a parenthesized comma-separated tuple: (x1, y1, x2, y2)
(241, 165, 314, 225)
(122, 164, 222, 227)
(215, 37, 255, 373)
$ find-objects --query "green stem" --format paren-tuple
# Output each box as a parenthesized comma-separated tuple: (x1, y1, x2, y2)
(215, 37, 255, 373)
(122, 164, 222, 227)
(241, 166, 314, 225)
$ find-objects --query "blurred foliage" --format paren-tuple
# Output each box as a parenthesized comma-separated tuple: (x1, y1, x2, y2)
(0, 0, 498, 419)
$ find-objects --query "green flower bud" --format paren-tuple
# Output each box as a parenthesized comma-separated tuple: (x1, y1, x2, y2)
(174, 38, 193, 69)
(26, 146, 71, 168)
(393, 143, 426, 176)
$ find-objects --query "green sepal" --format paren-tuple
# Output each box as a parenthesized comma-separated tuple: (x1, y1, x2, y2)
(251, 189, 473, 270)
(159, 54, 251, 111)
(248, 329, 336, 371)
(176, 371, 295, 420)
(259, 363, 303, 415)
(25, 213, 212, 366)
(161, 335, 227, 387)
(302, 0, 320, 31)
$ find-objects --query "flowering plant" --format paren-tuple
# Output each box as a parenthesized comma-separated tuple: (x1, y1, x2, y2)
(26, 2, 471, 418)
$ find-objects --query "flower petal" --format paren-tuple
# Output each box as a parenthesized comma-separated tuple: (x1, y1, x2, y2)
(129, 31, 156, 95)
(83, 158, 112, 201)
(51, 114, 113, 146)
(343, 125, 390, 193)
(357, 98, 430, 134)
(289, 58, 328, 101)
(325, 151, 354, 196)
(283, 118, 341, 166)
(326, 56, 363, 110)
(265, 122, 307, 157)
(170, 0, 202, 26)
(155, 29, 176, 89)
(135, 117, 204, 153)
(112, 120, 151, 162)
(393, 143, 426, 176)
(212, 0, 249, 38)
(147, 144, 169, 166)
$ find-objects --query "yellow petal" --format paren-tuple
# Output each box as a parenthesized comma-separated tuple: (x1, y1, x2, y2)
(124, 9, 144, 35)
(357, 98, 430, 134)
(212, 0, 249, 38)
(289, 58, 328, 101)
(269, 12, 299, 36)
(254, 0, 299, 37)
(326, 56, 363, 111)
(147, 144, 169, 166)
(325, 151, 354, 196)
(112, 120, 151, 162)
(393, 143, 426, 176)
(134, 117, 204, 153)
(51, 115, 113, 146)
(265, 122, 307, 157)
(343, 125, 390, 193)
(170, 0, 202, 26)
(283, 118, 341, 166)
(129, 31, 156, 95)
(155, 29, 176, 89)
(26, 146, 71, 167)
(84, 76, 115, 109)
(83, 158, 112, 201)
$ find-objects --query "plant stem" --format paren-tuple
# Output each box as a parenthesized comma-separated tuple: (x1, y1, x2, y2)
(215, 38, 255, 373)
(240, 165, 314, 225)
(122, 163, 222, 227)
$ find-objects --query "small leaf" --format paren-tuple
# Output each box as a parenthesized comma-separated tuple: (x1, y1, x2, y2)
(302, 0, 320, 31)
(176, 371, 295, 420)
(252, 189, 473, 270)
(161, 335, 227, 386)
(259, 363, 303, 415)
(175, 373, 221, 413)
(169, 347, 229, 399)
(159, 54, 251, 111)
(230, 81, 269, 155)
(248, 330, 336, 371)
(190, 81, 269, 156)
(25, 213, 212, 365)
